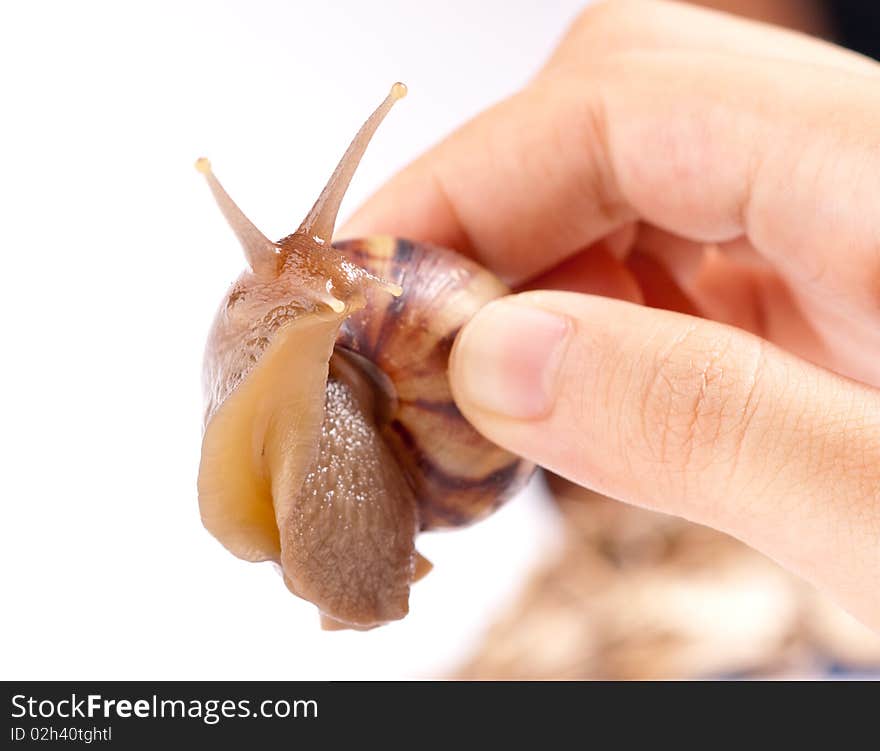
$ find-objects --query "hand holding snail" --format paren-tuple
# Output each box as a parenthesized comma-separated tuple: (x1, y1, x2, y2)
(343, 2, 880, 631)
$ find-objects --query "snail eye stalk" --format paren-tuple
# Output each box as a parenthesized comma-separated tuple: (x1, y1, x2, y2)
(296, 82, 407, 243)
(195, 157, 279, 278)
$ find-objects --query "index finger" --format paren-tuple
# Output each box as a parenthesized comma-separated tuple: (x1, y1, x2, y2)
(339, 3, 880, 312)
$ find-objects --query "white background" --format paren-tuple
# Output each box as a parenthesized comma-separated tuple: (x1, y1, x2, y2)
(0, 1, 587, 679)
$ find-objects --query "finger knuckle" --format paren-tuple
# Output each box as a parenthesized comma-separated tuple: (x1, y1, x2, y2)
(634, 325, 764, 480)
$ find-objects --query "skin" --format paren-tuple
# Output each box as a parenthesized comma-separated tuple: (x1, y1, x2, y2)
(340, 0, 880, 630)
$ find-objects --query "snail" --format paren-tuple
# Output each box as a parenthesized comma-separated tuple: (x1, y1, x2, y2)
(196, 83, 533, 630)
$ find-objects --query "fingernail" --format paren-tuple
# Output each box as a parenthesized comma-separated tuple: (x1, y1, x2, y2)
(452, 299, 572, 419)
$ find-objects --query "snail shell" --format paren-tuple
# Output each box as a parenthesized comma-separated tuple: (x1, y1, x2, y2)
(196, 85, 533, 629)
(335, 236, 532, 529)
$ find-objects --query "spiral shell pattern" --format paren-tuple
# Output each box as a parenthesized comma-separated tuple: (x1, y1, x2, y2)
(334, 236, 534, 530)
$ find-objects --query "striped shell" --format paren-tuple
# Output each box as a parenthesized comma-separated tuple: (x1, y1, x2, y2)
(334, 236, 534, 529)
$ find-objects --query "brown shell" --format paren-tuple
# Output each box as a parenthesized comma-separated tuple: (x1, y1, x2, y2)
(334, 236, 534, 529)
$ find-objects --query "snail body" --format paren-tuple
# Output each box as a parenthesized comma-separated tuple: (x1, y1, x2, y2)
(197, 84, 532, 629)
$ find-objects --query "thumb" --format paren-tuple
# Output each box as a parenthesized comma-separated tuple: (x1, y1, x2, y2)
(449, 291, 880, 628)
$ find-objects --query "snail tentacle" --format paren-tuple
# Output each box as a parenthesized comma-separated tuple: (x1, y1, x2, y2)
(296, 82, 407, 243)
(195, 157, 279, 278)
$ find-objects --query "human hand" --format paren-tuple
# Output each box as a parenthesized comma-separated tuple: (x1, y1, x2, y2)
(340, 0, 880, 629)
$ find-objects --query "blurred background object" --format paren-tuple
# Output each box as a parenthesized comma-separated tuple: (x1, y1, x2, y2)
(690, 0, 880, 59)
(825, 1, 880, 60)
(691, 0, 830, 36)
(458, 476, 880, 679)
